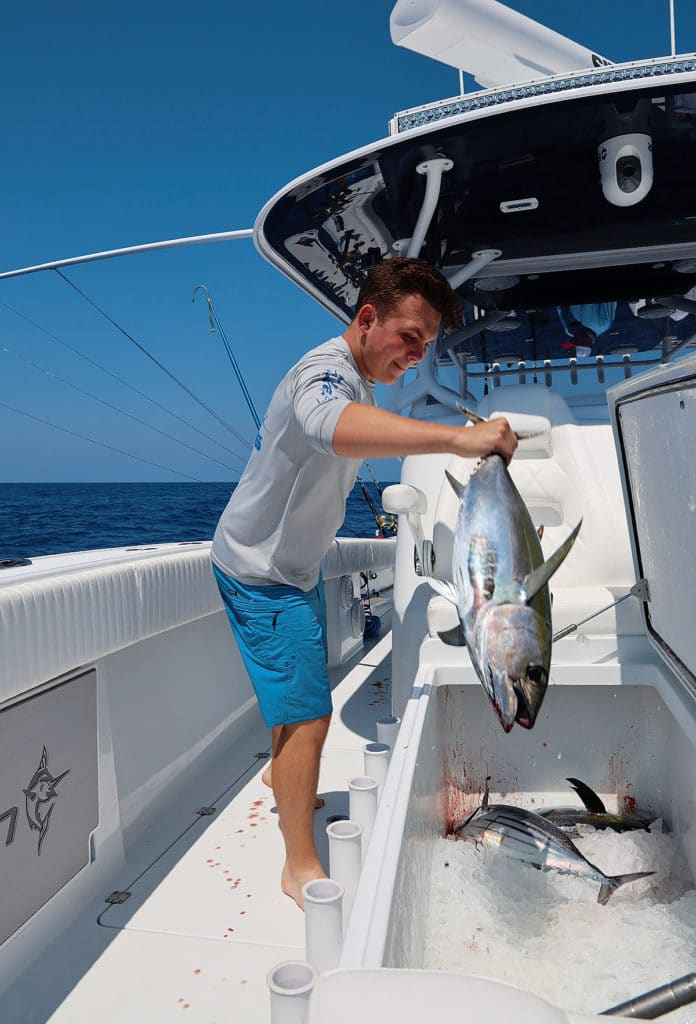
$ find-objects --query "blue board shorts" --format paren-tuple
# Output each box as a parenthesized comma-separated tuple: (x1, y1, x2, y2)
(212, 563, 332, 728)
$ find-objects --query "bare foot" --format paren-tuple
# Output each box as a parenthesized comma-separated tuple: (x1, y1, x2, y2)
(262, 764, 325, 809)
(281, 862, 328, 910)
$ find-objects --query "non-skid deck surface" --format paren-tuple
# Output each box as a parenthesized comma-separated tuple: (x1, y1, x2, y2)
(1, 625, 393, 1023)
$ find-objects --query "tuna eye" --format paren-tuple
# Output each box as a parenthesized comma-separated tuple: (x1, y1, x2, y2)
(527, 664, 545, 684)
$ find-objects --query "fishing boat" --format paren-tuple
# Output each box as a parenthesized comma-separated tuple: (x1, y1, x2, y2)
(2, 1, 696, 1020)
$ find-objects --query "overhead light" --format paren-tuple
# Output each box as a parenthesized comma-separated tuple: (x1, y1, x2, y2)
(673, 259, 696, 274)
(500, 198, 539, 213)
(474, 275, 520, 292)
(636, 300, 675, 319)
(392, 55, 696, 134)
(487, 313, 521, 331)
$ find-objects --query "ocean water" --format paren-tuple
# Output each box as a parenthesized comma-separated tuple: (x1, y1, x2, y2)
(0, 480, 395, 560)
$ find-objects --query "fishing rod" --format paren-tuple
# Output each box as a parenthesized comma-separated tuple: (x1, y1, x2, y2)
(193, 285, 261, 432)
(364, 461, 384, 497)
(356, 474, 397, 537)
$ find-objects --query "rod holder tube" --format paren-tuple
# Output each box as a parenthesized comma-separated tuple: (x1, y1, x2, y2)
(302, 878, 344, 973)
(348, 776, 379, 858)
(327, 820, 363, 930)
(267, 960, 317, 1024)
(363, 743, 390, 799)
(376, 715, 401, 754)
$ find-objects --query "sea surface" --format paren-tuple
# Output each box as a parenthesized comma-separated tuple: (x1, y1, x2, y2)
(0, 481, 396, 560)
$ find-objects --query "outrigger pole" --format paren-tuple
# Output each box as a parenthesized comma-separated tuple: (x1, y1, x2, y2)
(0, 229, 254, 280)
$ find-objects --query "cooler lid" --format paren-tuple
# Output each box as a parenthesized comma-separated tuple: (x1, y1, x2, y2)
(608, 352, 696, 694)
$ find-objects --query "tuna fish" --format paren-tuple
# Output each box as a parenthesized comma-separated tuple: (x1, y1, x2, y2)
(539, 777, 656, 833)
(428, 408, 581, 731)
(454, 780, 655, 905)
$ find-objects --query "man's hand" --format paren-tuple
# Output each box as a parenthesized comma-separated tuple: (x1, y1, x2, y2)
(455, 417, 518, 465)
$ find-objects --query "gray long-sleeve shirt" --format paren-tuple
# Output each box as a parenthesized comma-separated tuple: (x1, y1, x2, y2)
(211, 336, 376, 591)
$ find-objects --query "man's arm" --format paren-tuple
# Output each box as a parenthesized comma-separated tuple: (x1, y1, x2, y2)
(333, 403, 518, 463)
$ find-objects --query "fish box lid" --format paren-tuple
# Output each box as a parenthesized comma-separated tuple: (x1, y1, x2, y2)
(607, 351, 696, 695)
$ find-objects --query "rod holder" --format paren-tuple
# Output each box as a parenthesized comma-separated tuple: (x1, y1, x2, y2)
(363, 742, 390, 799)
(267, 960, 317, 1024)
(327, 820, 363, 931)
(348, 776, 379, 858)
(303, 878, 344, 973)
(376, 715, 401, 753)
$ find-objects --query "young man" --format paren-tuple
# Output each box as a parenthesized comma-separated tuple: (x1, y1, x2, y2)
(211, 257, 517, 908)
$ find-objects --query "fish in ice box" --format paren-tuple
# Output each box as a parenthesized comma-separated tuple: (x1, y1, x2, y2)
(454, 780, 655, 905)
(428, 407, 581, 732)
(539, 777, 657, 833)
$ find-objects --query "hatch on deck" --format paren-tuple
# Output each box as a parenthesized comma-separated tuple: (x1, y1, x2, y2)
(608, 351, 696, 697)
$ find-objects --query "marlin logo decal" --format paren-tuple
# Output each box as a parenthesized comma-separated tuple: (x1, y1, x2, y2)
(23, 746, 70, 855)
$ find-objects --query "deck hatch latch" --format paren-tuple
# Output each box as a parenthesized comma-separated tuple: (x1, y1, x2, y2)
(105, 890, 131, 905)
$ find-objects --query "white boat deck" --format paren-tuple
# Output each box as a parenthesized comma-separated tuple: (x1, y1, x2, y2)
(1, 614, 392, 1023)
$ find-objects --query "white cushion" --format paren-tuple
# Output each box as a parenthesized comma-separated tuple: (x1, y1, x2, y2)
(425, 384, 642, 641)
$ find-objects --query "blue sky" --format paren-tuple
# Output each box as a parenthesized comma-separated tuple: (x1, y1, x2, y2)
(1, 0, 695, 481)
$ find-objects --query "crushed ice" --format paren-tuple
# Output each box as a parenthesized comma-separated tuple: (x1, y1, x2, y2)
(425, 822, 696, 1020)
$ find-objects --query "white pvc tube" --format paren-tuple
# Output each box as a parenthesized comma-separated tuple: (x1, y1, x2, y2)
(363, 743, 390, 799)
(303, 878, 344, 973)
(376, 715, 401, 754)
(407, 158, 453, 258)
(267, 960, 317, 1024)
(327, 820, 363, 930)
(447, 247, 501, 290)
(348, 776, 379, 858)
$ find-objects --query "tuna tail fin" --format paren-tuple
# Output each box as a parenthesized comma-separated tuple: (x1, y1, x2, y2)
(567, 777, 607, 814)
(597, 870, 655, 906)
(522, 519, 583, 602)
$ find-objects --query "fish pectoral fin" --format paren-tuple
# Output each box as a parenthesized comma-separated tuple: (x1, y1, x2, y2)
(566, 777, 607, 814)
(437, 624, 467, 647)
(427, 576, 459, 604)
(522, 519, 582, 602)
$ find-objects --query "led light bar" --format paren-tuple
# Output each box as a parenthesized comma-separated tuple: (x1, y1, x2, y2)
(390, 54, 696, 134)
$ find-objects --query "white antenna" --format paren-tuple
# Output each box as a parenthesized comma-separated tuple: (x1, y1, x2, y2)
(391, 0, 611, 90)
(458, 68, 465, 96)
(670, 0, 676, 56)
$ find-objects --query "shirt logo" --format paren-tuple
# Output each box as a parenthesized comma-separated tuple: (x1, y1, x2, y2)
(317, 369, 344, 404)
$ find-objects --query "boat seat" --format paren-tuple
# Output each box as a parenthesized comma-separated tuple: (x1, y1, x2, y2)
(427, 384, 645, 639)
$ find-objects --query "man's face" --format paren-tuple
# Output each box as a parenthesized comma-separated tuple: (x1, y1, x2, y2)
(356, 293, 442, 385)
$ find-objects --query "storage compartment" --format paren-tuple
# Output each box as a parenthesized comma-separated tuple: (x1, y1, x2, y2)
(347, 663, 696, 1020)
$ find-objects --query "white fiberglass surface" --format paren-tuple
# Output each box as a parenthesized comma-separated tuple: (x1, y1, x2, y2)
(385, 676, 696, 1018)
